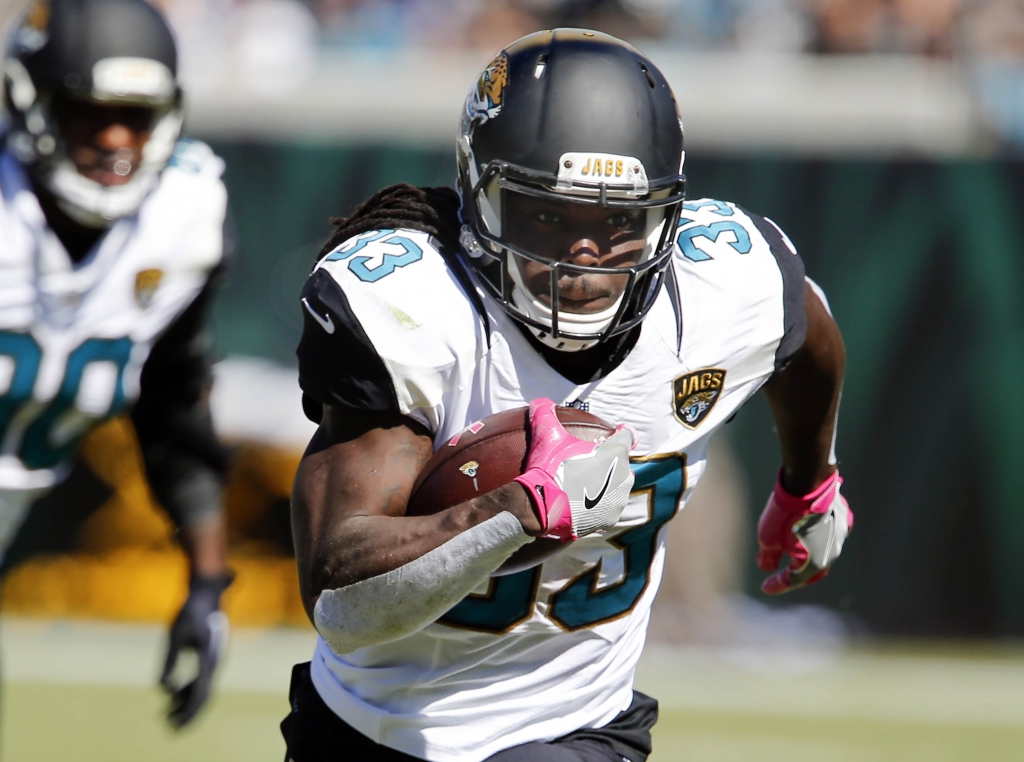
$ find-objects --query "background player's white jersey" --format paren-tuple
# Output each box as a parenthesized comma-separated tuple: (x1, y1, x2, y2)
(296, 199, 807, 761)
(0, 140, 227, 557)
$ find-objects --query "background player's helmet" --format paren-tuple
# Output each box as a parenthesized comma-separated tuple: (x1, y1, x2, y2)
(2, 0, 182, 227)
(457, 29, 686, 352)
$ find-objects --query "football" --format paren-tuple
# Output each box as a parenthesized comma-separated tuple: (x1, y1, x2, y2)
(406, 405, 616, 575)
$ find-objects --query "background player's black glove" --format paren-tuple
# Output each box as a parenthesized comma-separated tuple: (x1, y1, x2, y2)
(160, 572, 234, 729)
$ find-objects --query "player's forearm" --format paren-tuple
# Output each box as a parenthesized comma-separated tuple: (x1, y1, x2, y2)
(763, 284, 845, 495)
(301, 481, 536, 597)
(303, 483, 535, 655)
(293, 410, 541, 649)
(178, 513, 228, 579)
(312, 508, 532, 654)
(133, 333, 231, 536)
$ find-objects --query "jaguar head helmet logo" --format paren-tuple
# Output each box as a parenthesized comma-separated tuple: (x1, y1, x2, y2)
(467, 52, 509, 122)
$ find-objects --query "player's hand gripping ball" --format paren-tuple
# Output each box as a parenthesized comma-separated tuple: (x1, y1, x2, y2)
(407, 399, 635, 575)
(514, 398, 635, 541)
(756, 470, 853, 594)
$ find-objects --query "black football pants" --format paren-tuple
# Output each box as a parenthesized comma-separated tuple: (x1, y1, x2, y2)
(281, 662, 657, 762)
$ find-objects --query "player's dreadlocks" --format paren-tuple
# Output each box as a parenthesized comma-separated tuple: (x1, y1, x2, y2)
(314, 185, 642, 384)
(317, 183, 462, 263)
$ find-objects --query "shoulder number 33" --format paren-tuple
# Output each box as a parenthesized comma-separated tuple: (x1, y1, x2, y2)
(325, 229, 423, 283)
(676, 201, 751, 262)
(439, 454, 686, 634)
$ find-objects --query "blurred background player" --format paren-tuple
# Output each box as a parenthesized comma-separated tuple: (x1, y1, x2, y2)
(285, 29, 851, 761)
(0, 0, 232, 729)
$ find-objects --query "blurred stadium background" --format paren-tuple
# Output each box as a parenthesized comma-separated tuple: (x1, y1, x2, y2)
(2, 0, 1024, 759)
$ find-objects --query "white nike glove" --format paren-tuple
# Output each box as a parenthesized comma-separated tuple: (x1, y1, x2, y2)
(514, 398, 635, 541)
(757, 470, 853, 594)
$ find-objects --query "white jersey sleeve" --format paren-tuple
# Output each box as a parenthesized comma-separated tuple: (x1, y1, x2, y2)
(296, 229, 487, 434)
(131, 140, 228, 329)
(670, 198, 807, 386)
(147, 139, 226, 274)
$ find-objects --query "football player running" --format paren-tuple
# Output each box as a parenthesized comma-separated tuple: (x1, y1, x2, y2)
(0, 0, 232, 729)
(288, 29, 853, 762)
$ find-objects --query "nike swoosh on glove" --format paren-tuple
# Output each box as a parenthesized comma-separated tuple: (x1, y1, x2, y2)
(514, 398, 636, 541)
(756, 470, 853, 595)
(160, 573, 234, 728)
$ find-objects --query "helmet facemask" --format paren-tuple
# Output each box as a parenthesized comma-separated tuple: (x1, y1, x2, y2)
(459, 145, 684, 352)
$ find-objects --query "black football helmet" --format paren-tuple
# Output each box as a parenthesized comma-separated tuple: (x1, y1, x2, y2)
(457, 29, 686, 352)
(3, 0, 183, 227)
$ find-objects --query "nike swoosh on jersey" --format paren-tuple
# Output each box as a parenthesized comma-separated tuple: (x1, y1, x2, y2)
(584, 458, 618, 510)
(302, 298, 335, 334)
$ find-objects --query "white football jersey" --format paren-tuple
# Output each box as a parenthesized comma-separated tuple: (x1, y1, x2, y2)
(0, 140, 227, 557)
(296, 199, 807, 761)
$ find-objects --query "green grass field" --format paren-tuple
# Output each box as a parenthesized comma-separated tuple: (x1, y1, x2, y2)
(4, 683, 287, 762)
(3, 619, 1024, 761)
(7, 682, 1024, 762)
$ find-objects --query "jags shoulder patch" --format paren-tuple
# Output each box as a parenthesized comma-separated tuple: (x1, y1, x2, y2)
(673, 368, 726, 429)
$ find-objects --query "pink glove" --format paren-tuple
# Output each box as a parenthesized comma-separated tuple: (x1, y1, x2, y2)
(757, 470, 853, 595)
(514, 398, 635, 541)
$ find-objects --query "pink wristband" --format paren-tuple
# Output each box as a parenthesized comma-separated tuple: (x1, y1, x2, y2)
(772, 469, 842, 515)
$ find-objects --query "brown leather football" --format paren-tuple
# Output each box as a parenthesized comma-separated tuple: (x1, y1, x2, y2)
(406, 405, 616, 575)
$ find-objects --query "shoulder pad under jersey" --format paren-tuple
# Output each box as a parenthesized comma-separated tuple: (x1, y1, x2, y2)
(296, 229, 485, 431)
(672, 198, 806, 371)
(167, 139, 225, 178)
(140, 140, 228, 276)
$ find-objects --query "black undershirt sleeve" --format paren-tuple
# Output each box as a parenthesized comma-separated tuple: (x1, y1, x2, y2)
(130, 266, 231, 530)
(741, 208, 808, 372)
(296, 268, 400, 425)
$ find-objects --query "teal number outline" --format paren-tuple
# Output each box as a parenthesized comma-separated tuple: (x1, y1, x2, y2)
(324, 229, 424, 283)
(547, 453, 687, 631)
(677, 221, 753, 262)
(0, 332, 43, 444)
(348, 235, 423, 283)
(0, 332, 133, 469)
(436, 453, 687, 634)
(438, 565, 543, 635)
(683, 200, 734, 217)
(325, 229, 394, 262)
